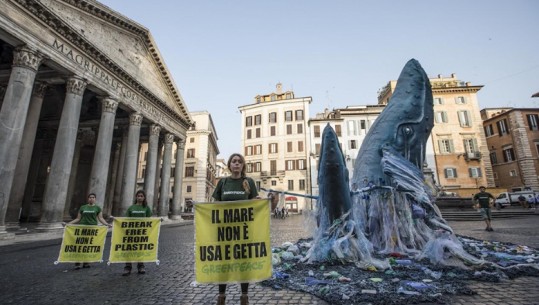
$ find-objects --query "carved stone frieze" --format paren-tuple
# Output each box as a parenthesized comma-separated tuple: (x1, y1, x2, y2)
(100, 97, 118, 113)
(150, 124, 161, 136)
(129, 113, 143, 126)
(13, 46, 43, 72)
(65, 77, 87, 96)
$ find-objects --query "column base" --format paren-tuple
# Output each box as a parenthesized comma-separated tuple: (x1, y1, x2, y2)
(35, 222, 64, 232)
(0, 226, 15, 240)
(6, 222, 21, 231)
(169, 215, 183, 221)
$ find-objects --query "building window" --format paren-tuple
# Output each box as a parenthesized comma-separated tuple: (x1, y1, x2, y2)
(444, 168, 457, 178)
(286, 124, 292, 135)
(489, 152, 498, 165)
(502, 147, 515, 162)
(297, 123, 303, 134)
(270, 160, 277, 175)
(438, 139, 454, 154)
(186, 185, 192, 192)
(255, 145, 262, 155)
(256, 128, 261, 138)
(295, 110, 304, 120)
(314, 125, 320, 137)
(269, 112, 277, 123)
(185, 166, 194, 177)
(269, 143, 278, 154)
(256, 181, 261, 190)
(285, 111, 293, 121)
(349, 140, 357, 149)
(469, 167, 482, 178)
(297, 159, 306, 170)
(298, 141, 304, 152)
(509, 169, 517, 177)
(171, 166, 175, 178)
(463, 138, 478, 153)
(457, 110, 471, 127)
(286, 160, 295, 170)
(497, 119, 509, 136)
(335, 124, 342, 136)
(271, 180, 277, 186)
(455, 96, 467, 104)
(434, 97, 444, 105)
(247, 129, 252, 139)
(360, 120, 366, 130)
(140, 167, 146, 179)
(527, 114, 539, 130)
(245, 146, 253, 156)
(254, 114, 261, 125)
(187, 148, 195, 158)
(246, 163, 253, 173)
(143, 151, 148, 161)
(435, 111, 448, 123)
(287, 141, 293, 152)
(315, 143, 321, 155)
(288, 180, 294, 191)
(246, 116, 252, 127)
(270, 126, 276, 136)
(299, 179, 306, 190)
(484, 124, 494, 137)
(347, 121, 357, 136)
(190, 137, 194, 143)
(255, 162, 261, 172)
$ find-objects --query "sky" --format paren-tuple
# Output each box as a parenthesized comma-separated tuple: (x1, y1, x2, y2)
(99, 0, 539, 159)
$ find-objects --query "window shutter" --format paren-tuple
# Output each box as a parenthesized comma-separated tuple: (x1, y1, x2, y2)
(497, 121, 502, 136)
(478, 168, 483, 177)
(449, 140, 454, 153)
(444, 168, 449, 178)
(468, 168, 473, 177)
(472, 138, 478, 151)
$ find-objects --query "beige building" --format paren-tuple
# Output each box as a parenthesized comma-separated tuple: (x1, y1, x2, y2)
(0, 0, 192, 238)
(480, 108, 539, 191)
(378, 74, 492, 195)
(137, 111, 219, 212)
(238, 83, 312, 212)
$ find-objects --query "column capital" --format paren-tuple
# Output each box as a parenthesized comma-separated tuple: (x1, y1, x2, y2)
(100, 97, 118, 114)
(129, 112, 143, 126)
(32, 82, 48, 99)
(150, 124, 161, 136)
(164, 133, 175, 144)
(13, 46, 44, 72)
(175, 138, 185, 150)
(65, 77, 87, 96)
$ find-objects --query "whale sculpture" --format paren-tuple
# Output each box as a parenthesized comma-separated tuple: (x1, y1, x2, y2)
(307, 59, 480, 266)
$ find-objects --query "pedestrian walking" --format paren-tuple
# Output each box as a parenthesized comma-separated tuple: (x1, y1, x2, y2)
(64, 193, 111, 269)
(472, 186, 495, 231)
(122, 190, 152, 276)
(518, 195, 527, 209)
(211, 153, 259, 305)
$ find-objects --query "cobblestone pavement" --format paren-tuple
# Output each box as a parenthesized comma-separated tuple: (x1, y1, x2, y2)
(1, 214, 539, 305)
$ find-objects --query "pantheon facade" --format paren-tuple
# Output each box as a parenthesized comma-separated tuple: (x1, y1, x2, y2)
(0, 0, 192, 239)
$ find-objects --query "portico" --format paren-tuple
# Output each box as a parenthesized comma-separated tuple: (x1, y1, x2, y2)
(0, 0, 192, 238)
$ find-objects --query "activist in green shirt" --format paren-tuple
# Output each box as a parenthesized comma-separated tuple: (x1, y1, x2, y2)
(122, 190, 152, 276)
(65, 193, 111, 269)
(211, 153, 259, 305)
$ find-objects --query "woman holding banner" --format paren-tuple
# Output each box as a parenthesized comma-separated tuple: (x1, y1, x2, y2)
(65, 193, 111, 269)
(122, 189, 153, 276)
(211, 153, 259, 305)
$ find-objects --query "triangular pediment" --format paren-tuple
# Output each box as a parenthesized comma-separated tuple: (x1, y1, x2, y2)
(40, 0, 190, 125)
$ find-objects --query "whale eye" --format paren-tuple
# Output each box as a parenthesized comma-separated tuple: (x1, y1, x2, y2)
(403, 126, 413, 135)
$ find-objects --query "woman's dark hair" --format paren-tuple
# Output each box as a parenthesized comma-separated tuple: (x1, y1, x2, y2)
(135, 190, 148, 207)
(88, 193, 96, 198)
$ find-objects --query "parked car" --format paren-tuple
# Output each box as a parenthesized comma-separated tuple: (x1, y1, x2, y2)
(494, 191, 536, 209)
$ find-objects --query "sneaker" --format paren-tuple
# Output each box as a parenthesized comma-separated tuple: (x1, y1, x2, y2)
(122, 267, 131, 276)
(138, 266, 146, 274)
(488, 227, 494, 231)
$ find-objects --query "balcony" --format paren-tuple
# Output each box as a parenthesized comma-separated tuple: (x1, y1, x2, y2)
(464, 151, 481, 161)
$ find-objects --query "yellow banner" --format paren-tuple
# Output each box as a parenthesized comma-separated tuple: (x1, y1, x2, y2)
(194, 199, 271, 284)
(108, 217, 161, 263)
(56, 225, 107, 263)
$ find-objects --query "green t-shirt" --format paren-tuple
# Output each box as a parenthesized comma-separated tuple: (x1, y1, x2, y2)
(79, 204, 102, 225)
(212, 177, 259, 201)
(473, 191, 495, 209)
(126, 204, 152, 217)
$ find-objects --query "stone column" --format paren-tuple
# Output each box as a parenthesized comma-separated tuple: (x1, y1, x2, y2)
(112, 130, 128, 216)
(171, 138, 185, 219)
(119, 113, 143, 216)
(6, 83, 48, 229)
(88, 97, 118, 207)
(104, 142, 121, 217)
(153, 141, 164, 209)
(37, 77, 87, 231)
(158, 133, 174, 218)
(64, 135, 82, 220)
(0, 46, 43, 236)
(144, 124, 161, 214)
